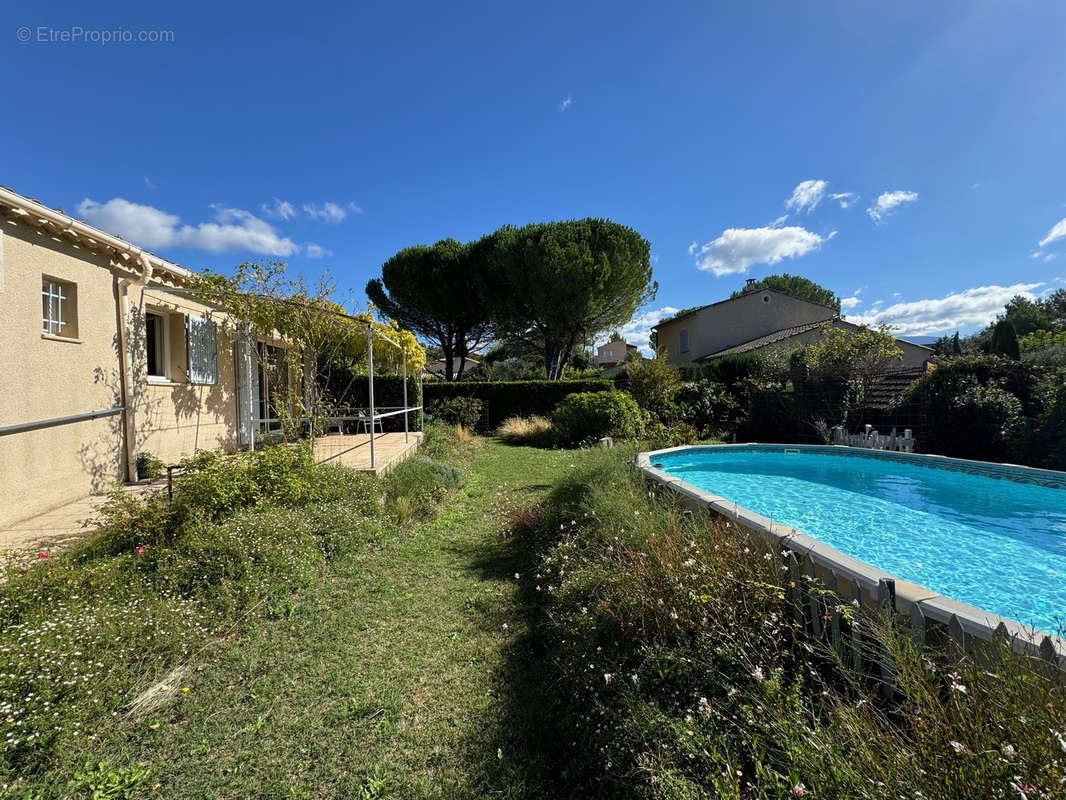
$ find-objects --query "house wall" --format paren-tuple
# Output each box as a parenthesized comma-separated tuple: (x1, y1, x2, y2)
(0, 221, 127, 529)
(128, 283, 240, 464)
(658, 290, 833, 365)
(0, 218, 241, 531)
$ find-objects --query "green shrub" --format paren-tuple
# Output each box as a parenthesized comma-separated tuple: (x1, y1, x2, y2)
(552, 390, 643, 446)
(625, 357, 681, 419)
(738, 387, 799, 442)
(384, 455, 464, 519)
(948, 379, 1023, 458)
(135, 451, 165, 481)
(423, 380, 613, 430)
(895, 356, 1042, 462)
(673, 381, 737, 434)
(1022, 369, 1066, 470)
(429, 395, 484, 429)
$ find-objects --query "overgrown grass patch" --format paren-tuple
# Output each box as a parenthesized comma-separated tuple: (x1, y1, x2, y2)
(525, 446, 1066, 798)
(0, 435, 471, 790)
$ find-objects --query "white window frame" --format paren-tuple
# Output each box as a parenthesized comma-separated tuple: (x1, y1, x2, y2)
(145, 310, 172, 383)
(42, 277, 77, 338)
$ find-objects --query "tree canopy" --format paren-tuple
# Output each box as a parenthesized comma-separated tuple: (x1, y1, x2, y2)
(730, 274, 842, 312)
(989, 318, 1021, 360)
(483, 219, 656, 379)
(366, 238, 493, 380)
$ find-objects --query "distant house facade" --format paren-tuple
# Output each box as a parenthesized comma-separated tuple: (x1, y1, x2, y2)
(422, 356, 481, 379)
(595, 340, 637, 368)
(0, 186, 291, 531)
(653, 282, 933, 370)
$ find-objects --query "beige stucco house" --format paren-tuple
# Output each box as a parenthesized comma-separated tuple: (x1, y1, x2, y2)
(594, 340, 638, 369)
(0, 186, 270, 531)
(653, 282, 933, 370)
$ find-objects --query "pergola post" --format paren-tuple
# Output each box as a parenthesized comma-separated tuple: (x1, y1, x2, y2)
(244, 298, 255, 453)
(402, 350, 409, 443)
(367, 324, 376, 470)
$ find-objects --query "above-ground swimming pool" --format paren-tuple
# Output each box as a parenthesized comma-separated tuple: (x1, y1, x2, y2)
(651, 446, 1066, 635)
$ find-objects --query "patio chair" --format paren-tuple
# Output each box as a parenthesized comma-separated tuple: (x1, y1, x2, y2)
(356, 410, 383, 434)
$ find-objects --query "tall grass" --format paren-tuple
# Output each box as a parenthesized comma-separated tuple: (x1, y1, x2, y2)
(496, 415, 555, 446)
(527, 446, 1066, 798)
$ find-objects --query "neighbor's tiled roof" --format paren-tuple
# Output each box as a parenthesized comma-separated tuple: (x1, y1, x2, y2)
(696, 318, 836, 361)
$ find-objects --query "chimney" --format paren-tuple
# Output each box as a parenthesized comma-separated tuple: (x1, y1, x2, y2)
(744, 278, 757, 291)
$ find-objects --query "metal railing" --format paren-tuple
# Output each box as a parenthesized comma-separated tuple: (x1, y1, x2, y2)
(0, 406, 125, 437)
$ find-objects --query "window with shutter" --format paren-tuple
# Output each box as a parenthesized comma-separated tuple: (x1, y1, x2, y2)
(186, 316, 219, 384)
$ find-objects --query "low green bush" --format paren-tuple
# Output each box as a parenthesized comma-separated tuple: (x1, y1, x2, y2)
(625, 357, 681, 419)
(423, 379, 613, 430)
(384, 455, 465, 519)
(135, 451, 165, 481)
(552, 390, 644, 446)
(429, 395, 484, 429)
(526, 447, 1066, 798)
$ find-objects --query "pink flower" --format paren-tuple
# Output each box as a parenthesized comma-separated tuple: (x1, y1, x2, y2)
(37, 551, 49, 560)
(135, 545, 145, 556)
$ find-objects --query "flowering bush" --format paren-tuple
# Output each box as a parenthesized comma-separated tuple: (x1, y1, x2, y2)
(524, 447, 1066, 798)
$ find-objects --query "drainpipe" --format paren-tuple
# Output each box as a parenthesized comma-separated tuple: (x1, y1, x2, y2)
(115, 253, 154, 481)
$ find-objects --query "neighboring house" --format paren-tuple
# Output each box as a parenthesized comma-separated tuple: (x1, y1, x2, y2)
(653, 280, 933, 369)
(422, 356, 481, 379)
(0, 186, 282, 531)
(595, 340, 638, 368)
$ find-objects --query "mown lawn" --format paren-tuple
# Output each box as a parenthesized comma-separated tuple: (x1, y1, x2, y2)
(60, 442, 572, 799)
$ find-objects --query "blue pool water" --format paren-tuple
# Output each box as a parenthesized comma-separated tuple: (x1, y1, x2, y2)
(655, 448, 1066, 634)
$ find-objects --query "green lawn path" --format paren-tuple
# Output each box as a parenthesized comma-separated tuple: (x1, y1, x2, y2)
(81, 442, 572, 799)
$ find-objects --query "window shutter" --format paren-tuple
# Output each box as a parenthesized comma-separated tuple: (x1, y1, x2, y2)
(186, 316, 219, 384)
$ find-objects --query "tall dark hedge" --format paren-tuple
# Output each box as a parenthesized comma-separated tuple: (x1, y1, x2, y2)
(423, 379, 613, 430)
(893, 356, 1045, 463)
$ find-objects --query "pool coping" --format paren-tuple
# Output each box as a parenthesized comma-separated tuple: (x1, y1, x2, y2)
(636, 443, 1066, 664)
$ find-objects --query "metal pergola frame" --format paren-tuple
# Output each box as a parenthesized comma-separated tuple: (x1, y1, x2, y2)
(142, 284, 423, 470)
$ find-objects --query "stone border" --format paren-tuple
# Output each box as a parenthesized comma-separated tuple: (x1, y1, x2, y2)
(637, 443, 1066, 665)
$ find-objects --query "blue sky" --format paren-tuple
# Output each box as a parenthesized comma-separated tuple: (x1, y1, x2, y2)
(5, 0, 1066, 350)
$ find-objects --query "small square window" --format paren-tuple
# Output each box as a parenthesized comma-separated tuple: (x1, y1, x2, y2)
(146, 311, 170, 380)
(679, 329, 689, 354)
(42, 277, 78, 338)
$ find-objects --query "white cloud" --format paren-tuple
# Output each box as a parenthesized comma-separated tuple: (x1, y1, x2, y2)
(687, 240, 698, 255)
(785, 180, 828, 213)
(261, 198, 297, 220)
(559, 95, 572, 111)
(1038, 217, 1066, 249)
(693, 225, 828, 277)
(144, 176, 155, 190)
(605, 306, 680, 355)
(76, 198, 180, 248)
(76, 197, 299, 256)
(840, 294, 862, 310)
(305, 243, 332, 259)
(867, 190, 918, 223)
(303, 201, 361, 223)
(848, 283, 1044, 336)
(830, 191, 857, 209)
